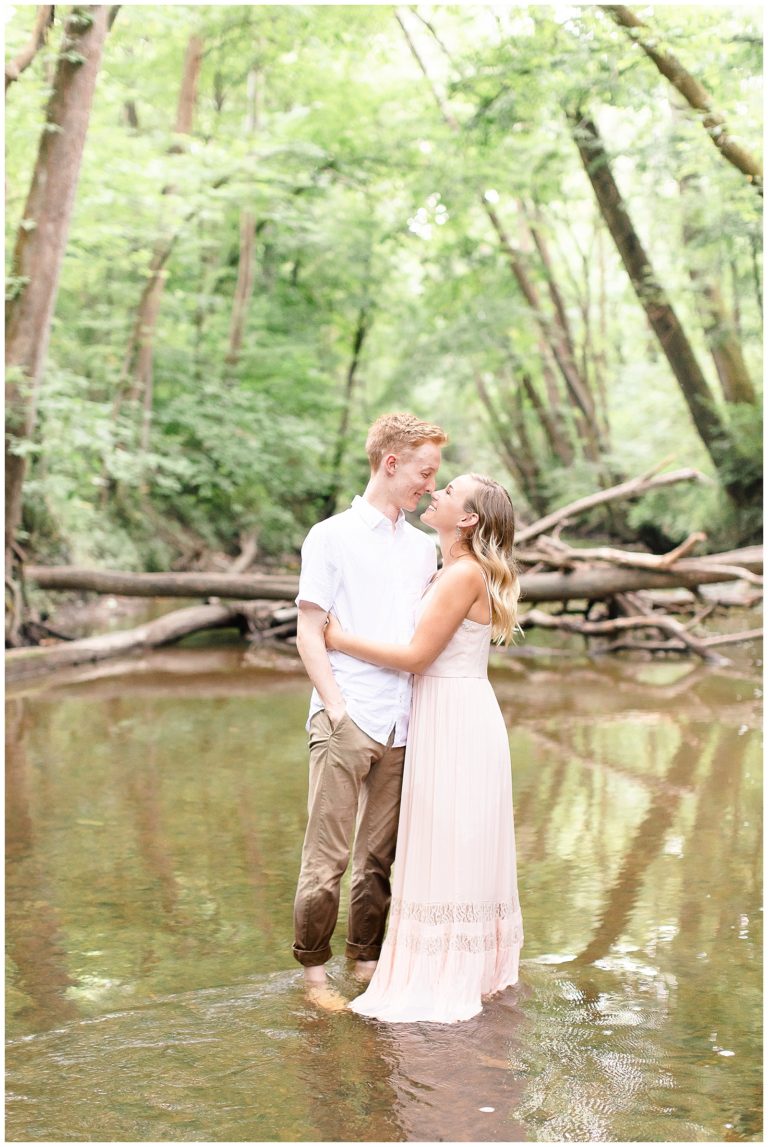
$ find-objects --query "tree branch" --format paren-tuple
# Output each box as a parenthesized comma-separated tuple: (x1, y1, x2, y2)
(602, 4, 763, 193)
(5, 5, 55, 93)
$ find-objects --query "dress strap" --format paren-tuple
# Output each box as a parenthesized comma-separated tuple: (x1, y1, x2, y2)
(422, 570, 440, 598)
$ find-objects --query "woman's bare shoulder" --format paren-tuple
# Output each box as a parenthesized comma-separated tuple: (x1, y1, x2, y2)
(438, 559, 485, 591)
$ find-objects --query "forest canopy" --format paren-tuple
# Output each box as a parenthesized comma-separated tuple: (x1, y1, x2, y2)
(4, 3, 763, 576)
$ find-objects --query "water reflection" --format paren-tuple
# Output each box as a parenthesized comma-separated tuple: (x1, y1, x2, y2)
(572, 729, 703, 966)
(6, 699, 79, 1032)
(5, 651, 762, 1142)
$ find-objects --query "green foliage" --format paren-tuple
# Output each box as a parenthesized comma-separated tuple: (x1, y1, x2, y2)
(5, 3, 762, 569)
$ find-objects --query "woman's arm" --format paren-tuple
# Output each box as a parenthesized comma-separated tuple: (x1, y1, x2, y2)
(325, 563, 483, 674)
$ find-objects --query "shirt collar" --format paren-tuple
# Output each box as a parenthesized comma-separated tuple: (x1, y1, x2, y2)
(351, 494, 405, 533)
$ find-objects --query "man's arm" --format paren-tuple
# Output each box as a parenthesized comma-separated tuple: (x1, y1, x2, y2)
(295, 601, 347, 726)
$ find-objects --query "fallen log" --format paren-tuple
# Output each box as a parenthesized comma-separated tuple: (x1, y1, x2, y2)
(520, 547, 762, 601)
(527, 540, 763, 588)
(25, 567, 299, 599)
(519, 609, 761, 665)
(9, 452, 763, 680)
(515, 465, 708, 545)
(9, 587, 761, 684)
(23, 545, 763, 604)
(6, 603, 239, 682)
(518, 530, 709, 570)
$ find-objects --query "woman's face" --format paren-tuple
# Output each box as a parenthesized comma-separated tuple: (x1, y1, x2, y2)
(420, 474, 478, 531)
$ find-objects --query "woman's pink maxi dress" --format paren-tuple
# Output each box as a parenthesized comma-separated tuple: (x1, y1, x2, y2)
(348, 582, 523, 1024)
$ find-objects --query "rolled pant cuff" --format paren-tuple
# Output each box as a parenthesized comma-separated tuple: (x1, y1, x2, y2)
(292, 943, 332, 967)
(345, 941, 381, 962)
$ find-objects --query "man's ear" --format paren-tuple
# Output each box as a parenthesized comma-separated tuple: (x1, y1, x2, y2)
(384, 453, 398, 475)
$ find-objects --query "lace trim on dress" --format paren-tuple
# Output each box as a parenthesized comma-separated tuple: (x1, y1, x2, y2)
(391, 898, 521, 924)
(388, 901, 524, 954)
(399, 929, 523, 955)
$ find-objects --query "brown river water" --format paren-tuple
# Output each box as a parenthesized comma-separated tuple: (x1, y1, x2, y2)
(5, 638, 762, 1142)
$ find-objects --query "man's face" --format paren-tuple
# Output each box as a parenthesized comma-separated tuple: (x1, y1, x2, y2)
(391, 443, 442, 513)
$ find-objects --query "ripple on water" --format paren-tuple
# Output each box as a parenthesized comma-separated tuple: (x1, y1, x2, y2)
(503, 964, 755, 1143)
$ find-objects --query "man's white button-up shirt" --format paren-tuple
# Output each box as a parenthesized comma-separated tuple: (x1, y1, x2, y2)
(296, 495, 437, 746)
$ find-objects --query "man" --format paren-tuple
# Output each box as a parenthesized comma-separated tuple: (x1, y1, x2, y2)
(293, 411, 447, 1006)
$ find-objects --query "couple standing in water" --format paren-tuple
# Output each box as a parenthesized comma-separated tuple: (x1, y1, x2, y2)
(292, 412, 523, 1023)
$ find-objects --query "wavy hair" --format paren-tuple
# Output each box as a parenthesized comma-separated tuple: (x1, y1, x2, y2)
(461, 474, 521, 644)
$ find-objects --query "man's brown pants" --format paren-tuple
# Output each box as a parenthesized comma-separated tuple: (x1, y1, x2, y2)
(292, 709, 405, 967)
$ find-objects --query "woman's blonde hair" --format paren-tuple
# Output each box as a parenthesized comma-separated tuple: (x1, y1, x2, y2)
(461, 474, 520, 644)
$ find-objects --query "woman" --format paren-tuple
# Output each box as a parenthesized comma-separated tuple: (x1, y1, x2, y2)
(324, 473, 523, 1023)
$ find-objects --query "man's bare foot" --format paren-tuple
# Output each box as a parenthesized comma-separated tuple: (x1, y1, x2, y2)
(476, 1051, 510, 1070)
(303, 965, 328, 987)
(305, 983, 348, 1012)
(302, 966, 347, 1011)
(353, 959, 378, 982)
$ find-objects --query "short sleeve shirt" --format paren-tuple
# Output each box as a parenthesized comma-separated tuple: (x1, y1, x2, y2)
(296, 495, 437, 745)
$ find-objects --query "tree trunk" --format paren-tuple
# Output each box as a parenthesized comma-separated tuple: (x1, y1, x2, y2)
(114, 174, 232, 419)
(519, 370, 574, 467)
(538, 339, 580, 455)
(5, 6, 111, 578)
(114, 238, 180, 418)
(748, 235, 762, 313)
(226, 209, 257, 366)
(170, 33, 203, 143)
(677, 165, 757, 406)
(475, 374, 537, 505)
(568, 111, 753, 503)
(5, 5, 55, 92)
(696, 281, 757, 405)
(603, 5, 763, 194)
(523, 206, 615, 458)
(512, 383, 547, 509)
(226, 65, 263, 370)
(137, 270, 167, 451)
(484, 200, 602, 461)
(540, 202, 613, 447)
(594, 225, 612, 439)
(524, 207, 579, 370)
(123, 98, 139, 128)
(321, 304, 372, 518)
(480, 370, 546, 509)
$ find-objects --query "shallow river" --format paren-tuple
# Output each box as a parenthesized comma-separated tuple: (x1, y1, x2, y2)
(6, 643, 762, 1142)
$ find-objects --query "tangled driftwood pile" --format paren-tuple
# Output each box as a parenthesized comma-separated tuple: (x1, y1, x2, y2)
(7, 466, 762, 682)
